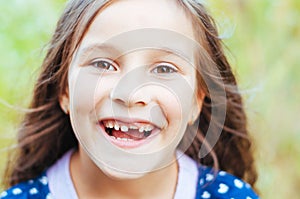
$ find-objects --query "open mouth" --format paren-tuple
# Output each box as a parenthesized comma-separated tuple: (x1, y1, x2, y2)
(100, 120, 158, 142)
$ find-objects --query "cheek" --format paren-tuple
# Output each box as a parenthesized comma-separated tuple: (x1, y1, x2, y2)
(69, 68, 107, 115)
(151, 78, 196, 146)
(158, 78, 196, 121)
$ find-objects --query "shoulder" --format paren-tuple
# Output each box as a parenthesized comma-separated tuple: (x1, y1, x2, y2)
(195, 166, 260, 199)
(0, 173, 53, 199)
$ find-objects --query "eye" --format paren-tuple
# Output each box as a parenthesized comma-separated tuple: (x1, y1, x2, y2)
(151, 63, 178, 74)
(91, 59, 117, 71)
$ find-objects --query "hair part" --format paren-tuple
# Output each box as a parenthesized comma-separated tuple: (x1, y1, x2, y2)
(3, 0, 257, 191)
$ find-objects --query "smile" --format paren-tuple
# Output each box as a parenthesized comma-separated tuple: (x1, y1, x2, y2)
(99, 119, 161, 148)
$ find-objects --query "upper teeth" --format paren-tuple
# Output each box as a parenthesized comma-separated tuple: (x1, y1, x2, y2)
(104, 121, 154, 133)
(120, 125, 128, 132)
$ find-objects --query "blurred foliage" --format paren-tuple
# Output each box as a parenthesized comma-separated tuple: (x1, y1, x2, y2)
(210, 1, 300, 198)
(0, 0, 65, 187)
(0, 0, 299, 198)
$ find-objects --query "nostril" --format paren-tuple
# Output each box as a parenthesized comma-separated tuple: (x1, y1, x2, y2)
(114, 98, 146, 107)
(110, 90, 149, 107)
(113, 98, 126, 105)
(134, 101, 146, 107)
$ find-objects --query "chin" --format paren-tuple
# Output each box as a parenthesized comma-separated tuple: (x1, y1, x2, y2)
(101, 165, 147, 180)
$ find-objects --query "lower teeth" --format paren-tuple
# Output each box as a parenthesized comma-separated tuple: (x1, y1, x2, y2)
(112, 137, 133, 141)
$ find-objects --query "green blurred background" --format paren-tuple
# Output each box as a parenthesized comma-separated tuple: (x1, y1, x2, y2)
(0, 0, 299, 198)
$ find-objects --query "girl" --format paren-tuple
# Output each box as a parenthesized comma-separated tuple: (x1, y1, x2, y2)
(1, 0, 259, 198)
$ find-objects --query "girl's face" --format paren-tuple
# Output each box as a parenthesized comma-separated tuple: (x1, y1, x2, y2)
(62, 0, 203, 179)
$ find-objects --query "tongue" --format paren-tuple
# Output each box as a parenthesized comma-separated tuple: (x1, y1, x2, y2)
(112, 129, 144, 140)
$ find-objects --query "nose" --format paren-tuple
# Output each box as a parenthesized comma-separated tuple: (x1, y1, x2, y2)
(110, 69, 151, 107)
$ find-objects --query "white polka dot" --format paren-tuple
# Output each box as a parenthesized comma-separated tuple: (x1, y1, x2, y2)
(245, 183, 251, 189)
(46, 193, 54, 199)
(234, 179, 244, 189)
(201, 191, 211, 198)
(199, 178, 204, 186)
(246, 197, 252, 199)
(0, 191, 8, 197)
(206, 173, 214, 181)
(28, 180, 34, 184)
(12, 188, 22, 195)
(218, 183, 229, 194)
(219, 171, 226, 176)
(29, 187, 38, 195)
(39, 176, 48, 185)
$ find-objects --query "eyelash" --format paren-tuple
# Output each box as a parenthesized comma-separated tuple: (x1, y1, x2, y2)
(90, 59, 118, 71)
(90, 59, 178, 74)
(151, 63, 178, 74)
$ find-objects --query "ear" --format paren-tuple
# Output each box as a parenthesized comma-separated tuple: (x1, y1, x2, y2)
(188, 90, 205, 125)
(59, 94, 70, 115)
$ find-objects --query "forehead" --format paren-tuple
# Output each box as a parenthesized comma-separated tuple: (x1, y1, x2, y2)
(77, 0, 197, 60)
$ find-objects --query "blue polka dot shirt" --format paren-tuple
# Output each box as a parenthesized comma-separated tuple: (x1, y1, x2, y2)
(1, 166, 259, 199)
(196, 167, 259, 199)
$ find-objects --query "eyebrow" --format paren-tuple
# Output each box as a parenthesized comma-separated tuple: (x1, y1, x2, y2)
(76, 43, 192, 62)
(77, 43, 121, 58)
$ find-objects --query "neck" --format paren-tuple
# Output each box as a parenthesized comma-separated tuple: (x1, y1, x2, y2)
(70, 149, 179, 199)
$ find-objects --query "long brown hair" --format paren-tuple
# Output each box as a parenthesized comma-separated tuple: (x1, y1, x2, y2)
(3, 0, 257, 189)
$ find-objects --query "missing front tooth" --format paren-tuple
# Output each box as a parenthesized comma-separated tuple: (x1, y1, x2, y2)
(105, 127, 113, 136)
(144, 130, 151, 137)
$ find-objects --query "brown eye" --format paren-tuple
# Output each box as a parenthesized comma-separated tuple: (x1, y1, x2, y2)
(91, 59, 117, 71)
(152, 64, 178, 74)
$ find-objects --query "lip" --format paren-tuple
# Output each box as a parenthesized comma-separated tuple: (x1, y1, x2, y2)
(98, 118, 161, 149)
(100, 117, 162, 128)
